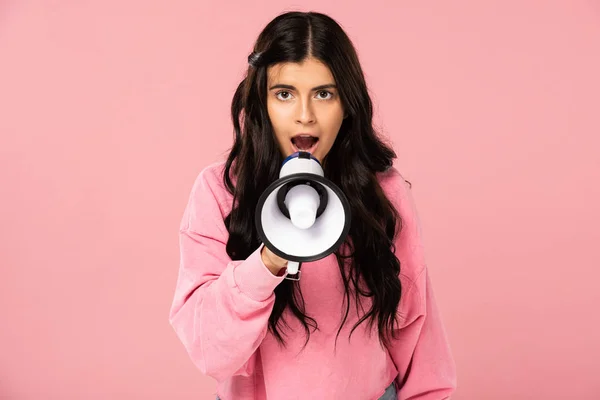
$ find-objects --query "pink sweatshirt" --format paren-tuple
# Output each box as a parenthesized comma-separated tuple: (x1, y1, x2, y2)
(169, 161, 456, 400)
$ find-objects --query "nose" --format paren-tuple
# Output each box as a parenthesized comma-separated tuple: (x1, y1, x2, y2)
(295, 98, 316, 125)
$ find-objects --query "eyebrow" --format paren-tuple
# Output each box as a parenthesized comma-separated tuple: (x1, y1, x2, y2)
(268, 83, 337, 91)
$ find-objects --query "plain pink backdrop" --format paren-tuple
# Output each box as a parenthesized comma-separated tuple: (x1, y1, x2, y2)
(1, 1, 599, 399)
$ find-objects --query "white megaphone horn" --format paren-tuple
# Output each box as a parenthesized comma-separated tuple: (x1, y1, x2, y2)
(255, 151, 351, 280)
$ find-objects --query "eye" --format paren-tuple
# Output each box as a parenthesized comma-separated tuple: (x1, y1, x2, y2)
(316, 90, 334, 100)
(275, 91, 293, 101)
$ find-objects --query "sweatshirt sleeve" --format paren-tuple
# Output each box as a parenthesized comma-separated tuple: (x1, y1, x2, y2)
(391, 269, 457, 399)
(386, 171, 457, 399)
(168, 167, 286, 382)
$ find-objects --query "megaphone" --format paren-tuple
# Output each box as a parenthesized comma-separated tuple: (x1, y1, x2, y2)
(255, 151, 351, 280)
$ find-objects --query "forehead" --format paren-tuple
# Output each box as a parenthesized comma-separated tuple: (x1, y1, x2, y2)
(267, 58, 335, 86)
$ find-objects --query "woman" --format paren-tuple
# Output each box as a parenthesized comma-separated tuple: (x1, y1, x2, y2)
(169, 11, 456, 400)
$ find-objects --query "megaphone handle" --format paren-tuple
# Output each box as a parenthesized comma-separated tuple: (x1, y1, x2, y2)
(286, 261, 300, 275)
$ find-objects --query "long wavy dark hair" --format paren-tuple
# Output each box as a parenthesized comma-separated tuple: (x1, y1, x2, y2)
(222, 11, 409, 348)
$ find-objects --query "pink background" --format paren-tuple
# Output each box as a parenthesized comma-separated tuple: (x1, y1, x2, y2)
(1, 1, 599, 399)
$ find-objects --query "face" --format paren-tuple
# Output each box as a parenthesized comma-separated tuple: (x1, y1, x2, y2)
(266, 57, 345, 164)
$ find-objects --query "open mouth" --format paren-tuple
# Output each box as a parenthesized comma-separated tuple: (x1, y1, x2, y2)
(291, 135, 319, 153)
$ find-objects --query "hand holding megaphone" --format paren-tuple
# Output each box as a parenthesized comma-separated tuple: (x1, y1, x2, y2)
(255, 152, 351, 280)
(261, 246, 288, 276)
